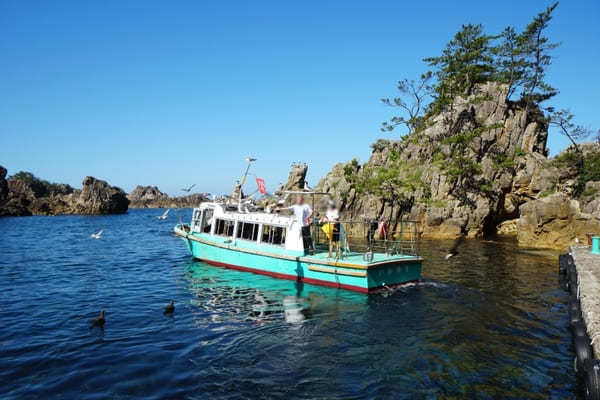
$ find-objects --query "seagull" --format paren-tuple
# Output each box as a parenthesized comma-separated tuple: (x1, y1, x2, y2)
(157, 209, 170, 220)
(91, 310, 105, 327)
(445, 236, 465, 260)
(246, 157, 257, 163)
(164, 300, 175, 314)
(181, 184, 196, 193)
(90, 230, 103, 239)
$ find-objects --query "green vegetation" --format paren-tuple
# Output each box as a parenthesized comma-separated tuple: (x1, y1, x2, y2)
(539, 189, 556, 198)
(346, 3, 597, 211)
(343, 151, 427, 208)
(580, 151, 600, 190)
(8, 171, 73, 197)
(550, 149, 600, 196)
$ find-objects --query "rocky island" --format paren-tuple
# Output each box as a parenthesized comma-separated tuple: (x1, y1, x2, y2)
(0, 168, 129, 216)
(316, 5, 599, 249)
(127, 185, 207, 208)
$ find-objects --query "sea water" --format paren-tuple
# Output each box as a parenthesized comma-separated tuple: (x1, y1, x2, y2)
(0, 209, 578, 399)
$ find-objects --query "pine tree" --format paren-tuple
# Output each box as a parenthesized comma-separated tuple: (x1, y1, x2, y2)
(517, 2, 560, 107)
(493, 26, 526, 101)
(424, 24, 495, 112)
(380, 72, 433, 136)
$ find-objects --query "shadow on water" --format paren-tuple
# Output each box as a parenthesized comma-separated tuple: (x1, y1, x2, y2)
(0, 210, 580, 399)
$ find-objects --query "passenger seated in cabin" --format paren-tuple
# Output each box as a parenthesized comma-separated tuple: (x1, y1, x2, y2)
(320, 200, 340, 259)
(276, 195, 314, 254)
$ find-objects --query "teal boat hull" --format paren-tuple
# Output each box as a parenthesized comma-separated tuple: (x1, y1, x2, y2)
(175, 227, 422, 293)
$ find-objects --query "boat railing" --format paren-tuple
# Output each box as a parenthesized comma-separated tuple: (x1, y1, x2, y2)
(312, 219, 420, 257)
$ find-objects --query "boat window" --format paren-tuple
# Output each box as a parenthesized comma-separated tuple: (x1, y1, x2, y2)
(214, 219, 235, 237)
(192, 209, 202, 231)
(201, 208, 214, 233)
(261, 225, 286, 246)
(236, 221, 259, 241)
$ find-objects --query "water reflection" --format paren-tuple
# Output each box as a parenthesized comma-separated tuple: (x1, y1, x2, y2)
(185, 261, 368, 326)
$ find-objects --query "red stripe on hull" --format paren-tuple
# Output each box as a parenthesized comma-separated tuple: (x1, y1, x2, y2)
(198, 258, 418, 294)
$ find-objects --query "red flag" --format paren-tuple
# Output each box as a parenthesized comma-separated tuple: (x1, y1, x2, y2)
(256, 177, 267, 195)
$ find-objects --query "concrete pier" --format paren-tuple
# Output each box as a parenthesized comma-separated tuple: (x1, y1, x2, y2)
(571, 246, 600, 355)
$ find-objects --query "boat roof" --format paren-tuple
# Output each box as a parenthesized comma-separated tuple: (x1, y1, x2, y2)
(198, 202, 294, 226)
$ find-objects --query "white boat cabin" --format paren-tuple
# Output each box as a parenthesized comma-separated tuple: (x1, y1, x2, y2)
(190, 203, 305, 252)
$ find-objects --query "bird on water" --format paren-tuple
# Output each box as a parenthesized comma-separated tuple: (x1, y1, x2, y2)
(90, 230, 103, 239)
(91, 310, 105, 327)
(164, 300, 175, 314)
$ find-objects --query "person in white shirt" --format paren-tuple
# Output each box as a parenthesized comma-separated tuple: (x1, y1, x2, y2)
(276, 195, 314, 254)
(320, 200, 340, 259)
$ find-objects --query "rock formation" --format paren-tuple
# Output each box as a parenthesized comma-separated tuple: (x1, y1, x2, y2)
(317, 83, 600, 248)
(285, 163, 308, 191)
(128, 185, 207, 208)
(0, 170, 129, 216)
(72, 177, 129, 214)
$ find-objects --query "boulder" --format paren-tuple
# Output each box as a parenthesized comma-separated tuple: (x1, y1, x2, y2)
(71, 176, 129, 215)
(517, 193, 600, 248)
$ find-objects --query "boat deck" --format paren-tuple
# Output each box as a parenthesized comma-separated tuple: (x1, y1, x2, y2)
(302, 250, 421, 267)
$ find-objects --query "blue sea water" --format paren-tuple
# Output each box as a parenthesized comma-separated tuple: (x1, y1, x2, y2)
(0, 209, 578, 399)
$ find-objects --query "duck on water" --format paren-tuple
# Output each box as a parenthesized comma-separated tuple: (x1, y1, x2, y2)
(174, 160, 423, 293)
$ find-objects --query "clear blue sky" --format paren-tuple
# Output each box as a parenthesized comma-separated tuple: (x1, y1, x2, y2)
(1, 1, 598, 195)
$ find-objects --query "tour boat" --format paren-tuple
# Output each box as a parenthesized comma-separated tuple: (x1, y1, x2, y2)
(173, 197, 422, 293)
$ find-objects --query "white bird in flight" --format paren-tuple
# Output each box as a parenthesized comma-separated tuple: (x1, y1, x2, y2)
(90, 230, 103, 239)
(181, 184, 196, 193)
(157, 209, 170, 220)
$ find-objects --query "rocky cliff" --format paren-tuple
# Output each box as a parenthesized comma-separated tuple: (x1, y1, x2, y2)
(317, 83, 600, 248)
(128, 185, 207, 208)
(0, 169, 129, 216)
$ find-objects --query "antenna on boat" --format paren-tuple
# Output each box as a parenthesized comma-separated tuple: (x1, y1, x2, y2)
(238, 157, 257, 211)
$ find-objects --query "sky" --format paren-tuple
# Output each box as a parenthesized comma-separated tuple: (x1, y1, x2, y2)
(1, 1, 599, 196)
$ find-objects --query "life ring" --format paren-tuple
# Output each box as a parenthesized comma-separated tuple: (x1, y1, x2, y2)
(377, 221, 389, 240)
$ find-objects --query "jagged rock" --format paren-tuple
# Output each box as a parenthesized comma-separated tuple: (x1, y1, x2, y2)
(0, 172, 130, 217)
(71, 176, 129, 215)
(318, 82, 550, 239)
(127, 185, 208, 208)
(284, 163, 308, 191)
(128, 185, 169, 208)
(230, 182, 244, 201)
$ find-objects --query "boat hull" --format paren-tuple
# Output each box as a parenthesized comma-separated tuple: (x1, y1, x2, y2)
(177, 229, 422, 293)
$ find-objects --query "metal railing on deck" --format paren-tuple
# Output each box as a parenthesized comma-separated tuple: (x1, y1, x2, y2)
(312, 219, 420, 257)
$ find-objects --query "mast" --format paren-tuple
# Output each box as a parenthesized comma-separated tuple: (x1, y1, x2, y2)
(238, 157, 256, 211)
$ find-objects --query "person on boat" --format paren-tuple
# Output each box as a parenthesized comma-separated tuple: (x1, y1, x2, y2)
(276, 195, 314, 254)
(320, 200, 340, 259)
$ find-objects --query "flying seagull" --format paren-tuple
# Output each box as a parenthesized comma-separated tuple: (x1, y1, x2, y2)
(181, 184, 196, 193)
(445, 236, 465, 260)
(157, 209, 170, 220)
(90, 230, 103, 239)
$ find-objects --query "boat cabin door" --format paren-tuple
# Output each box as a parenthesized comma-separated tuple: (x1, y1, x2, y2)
(192, 205, 215, 234)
